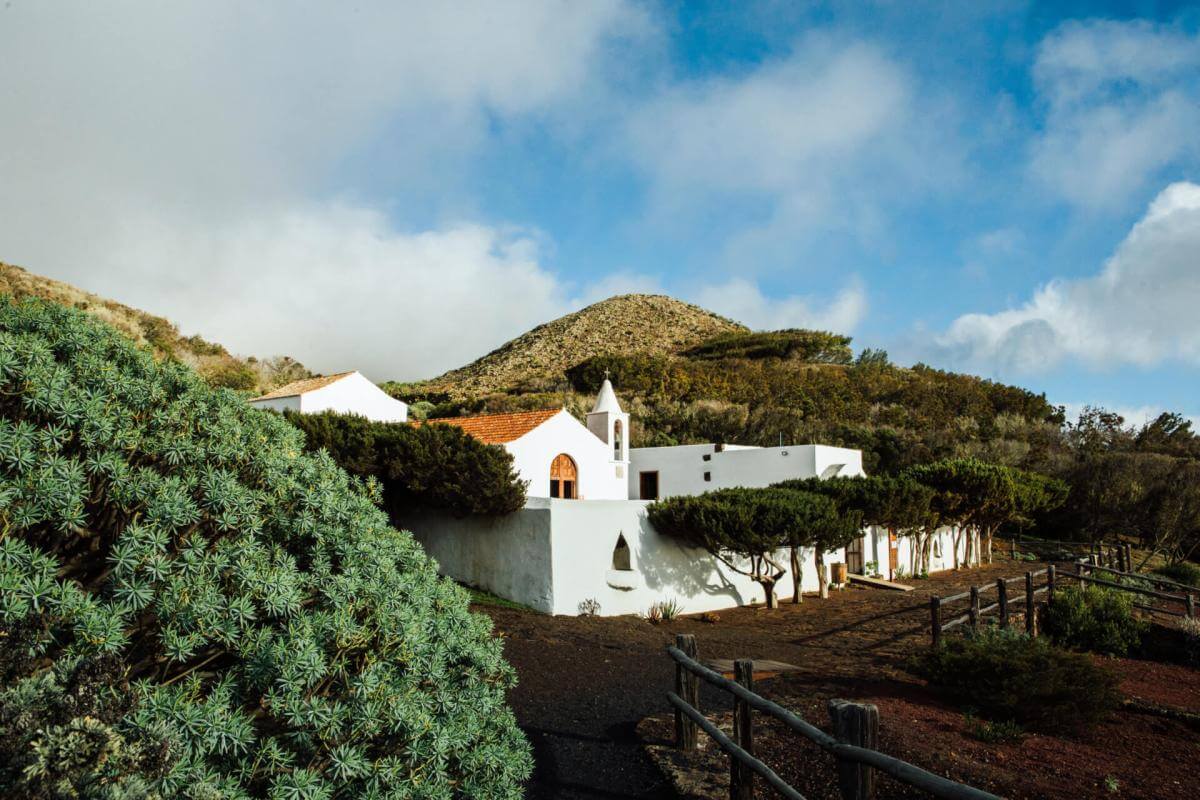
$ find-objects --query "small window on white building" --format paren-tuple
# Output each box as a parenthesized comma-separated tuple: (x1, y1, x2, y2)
(612, 534, 632, 571)
(613, 419, 623, 460)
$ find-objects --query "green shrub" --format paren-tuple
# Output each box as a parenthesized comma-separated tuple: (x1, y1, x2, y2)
(963, 712, 1023, 744)
(681, 329, 853, 363)
(1179, 617, 1200, 666)
(1043, 584, 1147, 655)
(0, 298, 531, 799)
(916, 627, 1120, 732)
(1155, 561, 1200, 589)
(0, 617, 170, 799)
(285, 410, 527, 517)
(201, 360, 258, 390)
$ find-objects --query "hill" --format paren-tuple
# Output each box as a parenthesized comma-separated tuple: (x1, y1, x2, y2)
(390, 299, 1067, 475)
(419, 294, 746, 398)
(0, 261, 309, 391)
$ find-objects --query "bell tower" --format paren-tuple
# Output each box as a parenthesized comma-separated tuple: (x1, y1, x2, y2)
(587, 373, 630, 463)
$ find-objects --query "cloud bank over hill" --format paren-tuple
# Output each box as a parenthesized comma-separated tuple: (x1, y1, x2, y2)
(0, 4, 1195, 408)
(932, 181, 1200, 373)
(0, 2, 868, 379)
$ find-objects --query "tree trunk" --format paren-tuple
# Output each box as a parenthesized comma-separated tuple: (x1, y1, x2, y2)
(760, 578, 778, 609)
(815, 549, 828, 599)
(790, 546, 803, 604)
(952, 529, 961, 570)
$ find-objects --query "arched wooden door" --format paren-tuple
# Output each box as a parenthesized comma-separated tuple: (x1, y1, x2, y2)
(549, 453, 578, 499)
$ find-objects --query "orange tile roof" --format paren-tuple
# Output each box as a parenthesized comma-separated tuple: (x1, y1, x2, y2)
(250, 371, 356, 401)
(419, 408, 562, 444)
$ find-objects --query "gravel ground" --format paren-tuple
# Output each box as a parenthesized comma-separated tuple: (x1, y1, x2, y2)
(479, 557, 1200, 799)
(482, 562, 1020, 798)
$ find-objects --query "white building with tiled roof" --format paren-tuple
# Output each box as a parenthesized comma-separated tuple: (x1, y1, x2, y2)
(420, 387, 629, 501)
(249, 370, 408, 423)
(405, 379, 974, 617)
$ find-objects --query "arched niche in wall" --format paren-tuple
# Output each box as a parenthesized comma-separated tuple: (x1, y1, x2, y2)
(606, 532, 640, 591)
(612, 533, 632, 571)
(613, 419, 623, 460)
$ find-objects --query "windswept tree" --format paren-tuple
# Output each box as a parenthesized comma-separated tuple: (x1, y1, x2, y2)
(649, 487, 825, 608)
(773, 478, 867, 599)
(0, 298, 531, 799)
(905, 459, 1067, 566)
(905, 459, 995, 568)
(285, 410, 527, 517)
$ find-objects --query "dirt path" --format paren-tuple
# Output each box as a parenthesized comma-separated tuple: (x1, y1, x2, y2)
(482, 561, 1025, 798)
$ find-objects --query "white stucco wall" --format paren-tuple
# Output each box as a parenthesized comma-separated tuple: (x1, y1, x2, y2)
(628, 443, 864, 499)
(506, 410, 628, 500)
(249, 395, 301, 414)
(407, 498, 862, 616)
(249, 372, 408, 423)
(860, 525, 969, 580)
(405, 500, 557, 613)
(300, 372, 408, 422)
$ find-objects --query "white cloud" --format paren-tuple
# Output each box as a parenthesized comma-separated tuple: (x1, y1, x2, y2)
(932, 181, 1200, 373)
(691, 277, 866, 333)
(1030, 20, 1200, 209)
(623, 34, 960, 253)
(0, 2, 651, 378)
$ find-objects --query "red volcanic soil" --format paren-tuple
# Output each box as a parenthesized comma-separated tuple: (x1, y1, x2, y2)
(480, 559, 1200, 799)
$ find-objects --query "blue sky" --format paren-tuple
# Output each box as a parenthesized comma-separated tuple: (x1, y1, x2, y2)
(1, 1, 1198, 426)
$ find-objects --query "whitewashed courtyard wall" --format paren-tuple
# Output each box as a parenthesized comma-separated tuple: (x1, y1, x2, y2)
(407, 498, 860, 616)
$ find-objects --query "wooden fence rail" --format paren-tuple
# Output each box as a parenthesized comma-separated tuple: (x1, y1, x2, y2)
(668, 635, 1001, 800)
(930, 556, 1196, 646)
(931, 567, 1053, 645)
(1063, 562, 1195, 619)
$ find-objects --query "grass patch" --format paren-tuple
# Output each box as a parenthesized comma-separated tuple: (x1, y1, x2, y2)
(464, 585, 530, 611)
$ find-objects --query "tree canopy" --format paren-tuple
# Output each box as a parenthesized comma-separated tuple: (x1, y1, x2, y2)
(0, 297, 531, 799)
(284, 410, 527, 518)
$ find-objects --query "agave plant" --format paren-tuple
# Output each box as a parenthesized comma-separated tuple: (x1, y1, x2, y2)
(0, 297, 531, 799)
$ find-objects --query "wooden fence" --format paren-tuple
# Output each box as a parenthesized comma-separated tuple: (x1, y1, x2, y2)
(667, 634, 1001, 800)
(930, 557, 1196, 645)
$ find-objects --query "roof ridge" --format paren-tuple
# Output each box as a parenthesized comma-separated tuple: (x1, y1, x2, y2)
(424, 407, 562, 422)
(250, 370, 358, 401)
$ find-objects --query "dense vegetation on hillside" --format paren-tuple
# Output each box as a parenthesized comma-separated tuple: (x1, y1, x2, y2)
(396, 317, 1200, 555)
(0, 262, 309, 392)
(285, 410, 527, 517)
(0, 298, 530, 798)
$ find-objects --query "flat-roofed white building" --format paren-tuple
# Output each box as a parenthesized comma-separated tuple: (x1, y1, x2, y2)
(248, 371, 408, 423)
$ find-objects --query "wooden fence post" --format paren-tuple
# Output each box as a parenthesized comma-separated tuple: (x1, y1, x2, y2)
(1117, 545, 1128, 573)
(675, 634, 699, 750)
(1010, 535, 1017, 560)
(969, 586, 980, 631)
(1047, 565, 1056, 604)
(829, 700, 879, 800)
(1024, 572, 1035, 636)
(1126, 543, 1134, 572)
(1188, 594, 1195, 620)
(731, 659, 755, 800)
(929, 596, 942, 648)
(997, 579, 1008, 628)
